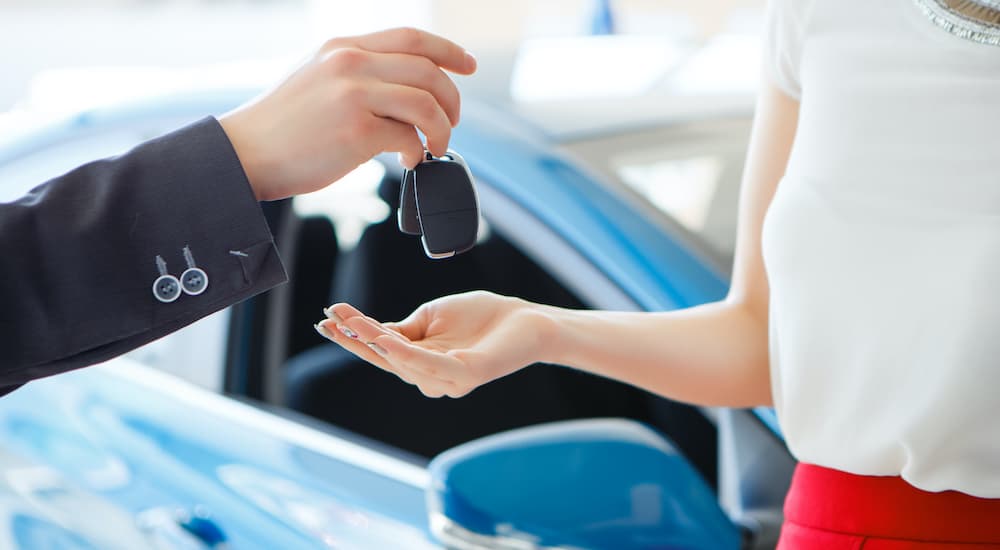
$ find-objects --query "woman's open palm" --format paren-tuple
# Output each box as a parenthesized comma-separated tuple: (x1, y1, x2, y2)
(317, 291, 544, 398)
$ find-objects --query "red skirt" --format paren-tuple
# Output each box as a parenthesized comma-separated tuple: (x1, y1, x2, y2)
(778, 463, 1000, 549)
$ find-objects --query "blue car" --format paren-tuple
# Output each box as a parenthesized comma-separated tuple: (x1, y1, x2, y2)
(0, 88, 793, 549)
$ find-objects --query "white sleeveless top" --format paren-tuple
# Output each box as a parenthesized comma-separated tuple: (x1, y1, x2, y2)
(761, 0, 1000, 497)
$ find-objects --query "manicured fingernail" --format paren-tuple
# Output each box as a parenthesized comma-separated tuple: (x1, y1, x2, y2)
(323, 307, 343, 324)
(338, 325, 359, 339)
(368, 342, 389, 357)
(465, 51, 477, 67)
(314, 323, 334, 340)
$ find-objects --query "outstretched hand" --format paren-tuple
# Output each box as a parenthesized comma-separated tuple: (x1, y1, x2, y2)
(219, 27, 476, 201)
(315, 291, 546, 398)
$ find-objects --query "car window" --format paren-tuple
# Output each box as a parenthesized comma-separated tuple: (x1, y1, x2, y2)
(292, 160, 389, 251)
(273, 167, 722, 486)
(561, 117, 752, 268)
(612, 151, 739, 263)
(616, 155, 725, 246)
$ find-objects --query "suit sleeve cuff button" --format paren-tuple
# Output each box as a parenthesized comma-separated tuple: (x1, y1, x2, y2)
(153, 275, 182, 303)
(180, 267, 209, 296)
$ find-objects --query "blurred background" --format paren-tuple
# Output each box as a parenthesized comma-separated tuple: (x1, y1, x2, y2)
(0, 5, 788, 548)
(0, 0, 766, 387)
(0, 0, 765, 118)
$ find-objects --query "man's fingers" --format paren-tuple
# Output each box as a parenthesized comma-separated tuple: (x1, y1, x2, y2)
(367, 82, 451, 157)
(370, 117, 425, 169)
(328, 27, 476, 75)
(363, 52, 462, 126)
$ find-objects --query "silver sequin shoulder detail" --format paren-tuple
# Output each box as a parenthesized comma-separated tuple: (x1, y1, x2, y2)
(914, 0, 1000, 46)
(970, 0, 1000, 9)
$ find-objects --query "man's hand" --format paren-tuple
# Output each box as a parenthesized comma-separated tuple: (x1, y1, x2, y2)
(315, 292, 548, 398)
(218, 27, 476, 201)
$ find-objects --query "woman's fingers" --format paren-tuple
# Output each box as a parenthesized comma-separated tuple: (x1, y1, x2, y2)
(370, 334, 462, 377)
(315, 319, 415, 384)
(320, 302, 474, 397)
(341, 316, 408, 348)
(315, 319, 392, 368)
(384, 306, 431, 341)
(357, 325, 460, 398)
(326, 303, 411, 341)
(336, 312, 466, 382)
(371, 335, 476, 398)
(326, 27, 476, 75)
(317, 317, 457, 397)
(326, 303, 364, 323)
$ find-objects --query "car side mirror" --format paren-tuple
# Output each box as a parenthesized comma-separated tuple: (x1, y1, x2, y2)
(427, 419, 741, 549)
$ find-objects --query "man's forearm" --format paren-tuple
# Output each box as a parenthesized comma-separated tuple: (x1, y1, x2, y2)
(0, 117, 286, 385)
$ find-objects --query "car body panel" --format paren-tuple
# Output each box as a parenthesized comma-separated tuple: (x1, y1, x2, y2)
(0, 360, 434, 549)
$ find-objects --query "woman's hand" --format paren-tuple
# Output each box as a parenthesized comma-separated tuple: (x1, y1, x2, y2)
(315, 291, 548, 398)
(315, 288, 775, 407)
(219, 27, 477, 201)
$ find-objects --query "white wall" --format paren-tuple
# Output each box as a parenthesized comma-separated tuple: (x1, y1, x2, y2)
(0, 0, 763, 112)
(0, 3, 315, 111)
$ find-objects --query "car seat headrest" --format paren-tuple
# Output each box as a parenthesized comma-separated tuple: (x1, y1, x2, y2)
(377, 172, 402, 210)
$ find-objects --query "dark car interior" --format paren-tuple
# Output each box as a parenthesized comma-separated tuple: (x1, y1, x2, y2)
(228, 166, 719, 490)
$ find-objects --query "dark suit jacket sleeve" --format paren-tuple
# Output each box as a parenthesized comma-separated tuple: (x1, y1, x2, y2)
(0, 116, 288, 393)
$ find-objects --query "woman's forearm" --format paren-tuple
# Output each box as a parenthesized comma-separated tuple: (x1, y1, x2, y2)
(530, 300, 772, 408)
(520, 84, 799, 409)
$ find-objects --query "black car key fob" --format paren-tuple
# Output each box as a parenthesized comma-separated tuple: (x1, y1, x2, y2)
(398, 168, 422, 235)
(398, 150, 480, 259)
